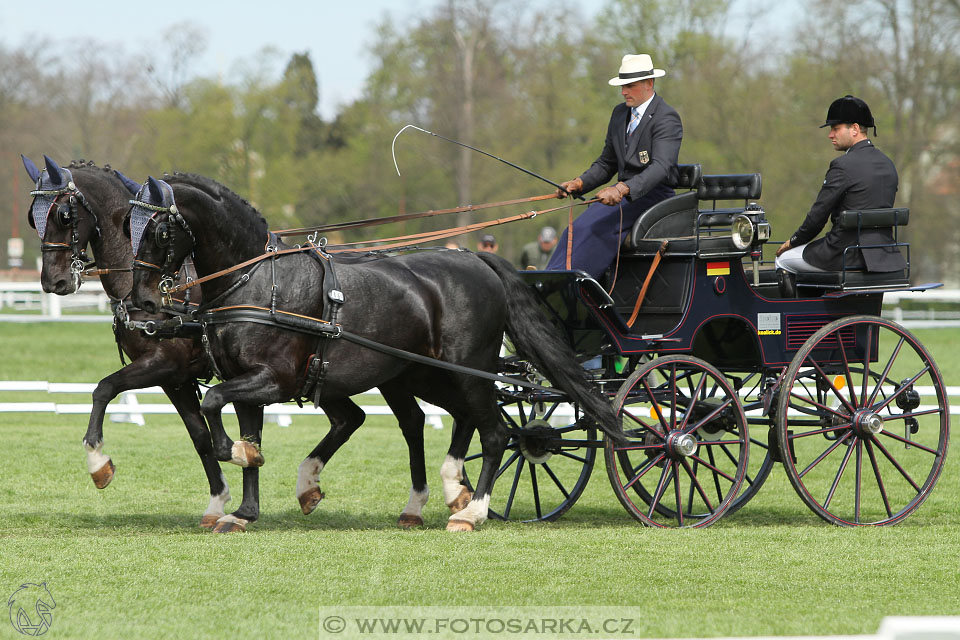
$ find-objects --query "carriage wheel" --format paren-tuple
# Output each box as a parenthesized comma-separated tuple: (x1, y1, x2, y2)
(462, 392, 597, 522)
(776, 315, 949, 526)
(604, 355, 749, 528)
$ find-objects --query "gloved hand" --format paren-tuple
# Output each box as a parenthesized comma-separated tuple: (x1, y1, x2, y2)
(555, 177, 583, 199)
(597, 182, 629, 206)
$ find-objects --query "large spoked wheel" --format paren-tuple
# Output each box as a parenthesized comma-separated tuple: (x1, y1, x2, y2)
(463, 389, 597, 522)
(776, 315, 949, 526)
(604, 355, 749, 528)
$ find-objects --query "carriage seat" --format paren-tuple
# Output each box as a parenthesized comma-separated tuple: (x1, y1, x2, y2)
(793, 208, 910, 290)
(626, 172, 762, 254)
(621, 164, 700, 251)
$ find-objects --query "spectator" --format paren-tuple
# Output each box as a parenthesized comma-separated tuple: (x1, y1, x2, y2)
(519, 226, 558, 270)
(477, 233, 498, 254)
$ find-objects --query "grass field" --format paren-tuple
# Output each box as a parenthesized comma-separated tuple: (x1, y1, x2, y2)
(1, 322, 958, 639)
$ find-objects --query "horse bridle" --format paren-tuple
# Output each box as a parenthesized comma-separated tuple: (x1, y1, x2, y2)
(29, 180, 101, 289)
(130, 197, 196, 301)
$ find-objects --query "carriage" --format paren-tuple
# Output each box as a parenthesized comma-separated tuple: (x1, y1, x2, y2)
(463, 165, 950, 528)
(26, 153, 948, 532)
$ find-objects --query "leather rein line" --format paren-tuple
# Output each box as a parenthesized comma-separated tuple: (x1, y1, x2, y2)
(161, 193, 595, 296)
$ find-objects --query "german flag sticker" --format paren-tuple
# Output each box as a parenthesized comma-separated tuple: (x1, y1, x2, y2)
(706, 261, 730, 276)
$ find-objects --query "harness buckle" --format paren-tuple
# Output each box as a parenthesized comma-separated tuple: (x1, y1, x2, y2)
(328, 289, 344, 303)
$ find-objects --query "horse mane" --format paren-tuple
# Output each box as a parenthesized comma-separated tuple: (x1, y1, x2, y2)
(164, 172, 270, 234)
(68, 159, 115, 174)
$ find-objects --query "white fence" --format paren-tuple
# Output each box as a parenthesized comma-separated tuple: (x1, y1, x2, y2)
(0, 381, 452, 429)
(0, 279, 112, 321)
(1, 381, 956, 429)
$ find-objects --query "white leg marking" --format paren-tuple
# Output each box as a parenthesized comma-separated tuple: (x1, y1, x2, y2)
(450, 495, 491, 527)
(296, 458, 325, 499)
(440, 455, 465, 505)
(84, 442, 111, 474)
(400, 487, 430, 518)
(203, 474, 231, 518)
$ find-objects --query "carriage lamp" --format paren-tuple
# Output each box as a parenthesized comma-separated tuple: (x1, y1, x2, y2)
(731, 211, 771, 250)
(731, 214, 754, 250)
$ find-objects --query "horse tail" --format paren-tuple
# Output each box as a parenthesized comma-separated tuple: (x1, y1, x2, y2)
(475, 252, 624, 444)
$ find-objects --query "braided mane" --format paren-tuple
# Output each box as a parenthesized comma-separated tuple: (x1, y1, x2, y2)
(68, 159, 114, 174)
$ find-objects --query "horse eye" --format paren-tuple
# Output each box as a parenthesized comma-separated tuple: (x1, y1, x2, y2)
(155, 222, 171, 247)
(56, 204, 72, 227)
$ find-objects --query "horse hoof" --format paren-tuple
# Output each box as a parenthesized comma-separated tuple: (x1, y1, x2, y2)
(446, 519, 475, 532)
(90, 459, 116, 489)
(199, 514, 220, 530)
(213, 517, 247, 533)
(230, 441, 264, 467)
(397, 514, 424, 529)
(448, 486, 473, 513)
(298, 487, 325, 515)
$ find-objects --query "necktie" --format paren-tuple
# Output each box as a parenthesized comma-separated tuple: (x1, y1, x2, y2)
(626, 107, 640, 136)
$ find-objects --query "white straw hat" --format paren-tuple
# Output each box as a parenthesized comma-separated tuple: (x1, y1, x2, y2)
(609, 54, 666, 86)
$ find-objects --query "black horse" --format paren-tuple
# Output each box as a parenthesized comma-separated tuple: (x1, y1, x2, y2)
(130, 173, 622, 532)
(22, 155, 231, 529)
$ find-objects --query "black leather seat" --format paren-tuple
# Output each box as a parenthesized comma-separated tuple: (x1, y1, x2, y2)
(626, 171, 763, 253)
(623, 164, 701, 251)
(793, 208, 910, 291)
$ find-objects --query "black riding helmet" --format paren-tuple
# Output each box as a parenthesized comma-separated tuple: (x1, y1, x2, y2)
(820, 95, 877, 135)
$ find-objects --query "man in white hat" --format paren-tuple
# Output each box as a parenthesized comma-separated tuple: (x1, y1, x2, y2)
(547, 53, 683, 278)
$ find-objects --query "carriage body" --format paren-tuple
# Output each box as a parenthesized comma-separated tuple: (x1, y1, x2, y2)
(476, 169, 949, 528)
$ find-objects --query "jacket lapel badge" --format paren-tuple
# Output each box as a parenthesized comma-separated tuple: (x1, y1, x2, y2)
(638, 150, 650, 164)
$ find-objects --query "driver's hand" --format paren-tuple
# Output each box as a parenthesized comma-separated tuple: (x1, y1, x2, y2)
(555, 177, 583, 199)
(597, 182, 629, 206)
(776, 239, 792, 257)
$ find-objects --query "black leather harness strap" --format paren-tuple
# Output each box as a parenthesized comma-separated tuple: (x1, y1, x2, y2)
(199, 305, 556, 393)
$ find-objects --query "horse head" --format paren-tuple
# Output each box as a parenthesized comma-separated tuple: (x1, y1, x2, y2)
(130, 176, 196, 314)
(22, 155, 140, 296)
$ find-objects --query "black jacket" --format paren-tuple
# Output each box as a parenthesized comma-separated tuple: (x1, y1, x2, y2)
(792, 139, 906, 272)
(578, 94, 682, 199)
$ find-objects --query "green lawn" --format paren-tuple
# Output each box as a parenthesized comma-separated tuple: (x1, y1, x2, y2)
(0, 322, 957, 639)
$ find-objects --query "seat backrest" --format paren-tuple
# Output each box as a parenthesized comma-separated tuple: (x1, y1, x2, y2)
(697, 173, 762, 202)
(626, 190, 699, 248)
(836, 208, 909, 230)
(670, 163, 702, 190)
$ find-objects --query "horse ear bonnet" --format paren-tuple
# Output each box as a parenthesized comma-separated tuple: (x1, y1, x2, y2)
(129, 176, 177, 253)
(27, 155, 74, 239)
(114, 169, 141, 195)
(21, 155, 41, 182)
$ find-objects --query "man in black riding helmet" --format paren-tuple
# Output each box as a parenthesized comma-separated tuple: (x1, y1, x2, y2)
(775, 95, 906, 285)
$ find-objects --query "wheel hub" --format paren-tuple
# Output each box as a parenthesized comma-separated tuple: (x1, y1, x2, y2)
(854, 410, 884, 436)
(666, 431, 698, 458)
(518, 419, 556, 464)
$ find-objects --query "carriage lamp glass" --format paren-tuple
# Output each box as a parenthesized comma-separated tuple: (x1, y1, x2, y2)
(756, 221, 771, 242)
(731, 214, 755, 249)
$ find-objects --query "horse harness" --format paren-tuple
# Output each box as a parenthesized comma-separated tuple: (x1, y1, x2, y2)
(131, 189, 558, 402)
(29, 178, 102, 289)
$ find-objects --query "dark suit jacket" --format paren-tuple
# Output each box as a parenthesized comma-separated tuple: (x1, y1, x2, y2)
(578, 94, 683, 199)
(792, 139, 906, 272)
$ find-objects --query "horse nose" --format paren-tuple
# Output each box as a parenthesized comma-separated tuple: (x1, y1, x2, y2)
(140, 298, 158, 314)
(41, 276, 74, 295)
